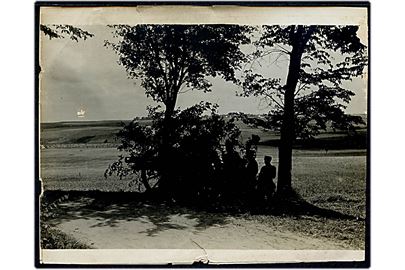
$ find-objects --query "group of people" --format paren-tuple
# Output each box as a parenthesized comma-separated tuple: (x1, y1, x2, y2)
(247, 151, 277, 204)
(222, 142, 277, 205)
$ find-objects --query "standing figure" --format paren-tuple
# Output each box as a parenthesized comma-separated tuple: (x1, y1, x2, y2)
(222, 140, 246, 202)
(257, 155, 276, 203)
(245, 149, 258, 201)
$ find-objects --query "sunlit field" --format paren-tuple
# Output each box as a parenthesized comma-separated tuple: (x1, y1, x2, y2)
(40, 121, 366, 217)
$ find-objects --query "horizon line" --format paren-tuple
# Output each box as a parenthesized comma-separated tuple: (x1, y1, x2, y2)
(40, 112, 367, 124)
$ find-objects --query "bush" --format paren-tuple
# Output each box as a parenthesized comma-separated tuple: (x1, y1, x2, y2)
(105, 102, 253, 205)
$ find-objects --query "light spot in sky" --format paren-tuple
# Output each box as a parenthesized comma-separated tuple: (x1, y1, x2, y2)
(77, 108, 86, 118)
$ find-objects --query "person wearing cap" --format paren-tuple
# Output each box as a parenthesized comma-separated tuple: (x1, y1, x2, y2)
(257, 155, 276, 204)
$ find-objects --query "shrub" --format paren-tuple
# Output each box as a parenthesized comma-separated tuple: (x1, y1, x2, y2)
(105, 102, 249, 204)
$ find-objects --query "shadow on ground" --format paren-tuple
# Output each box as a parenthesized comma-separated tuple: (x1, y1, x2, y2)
(42, 191, 232, 236)
(268, 192, 362, 220)
(41, 189, 361, 238)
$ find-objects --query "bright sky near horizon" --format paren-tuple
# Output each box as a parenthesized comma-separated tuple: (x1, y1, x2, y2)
(40, 25, 368, 123)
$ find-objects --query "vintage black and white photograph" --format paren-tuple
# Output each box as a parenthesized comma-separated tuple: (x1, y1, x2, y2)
(37, 3, 369, 266)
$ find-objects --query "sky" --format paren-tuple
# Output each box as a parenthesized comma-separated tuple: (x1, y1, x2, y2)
(40, 25, 368, 122)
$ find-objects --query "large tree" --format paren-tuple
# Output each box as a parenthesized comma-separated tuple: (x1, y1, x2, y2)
(106, 24, 252, 193)
(242, 25, 367, 195)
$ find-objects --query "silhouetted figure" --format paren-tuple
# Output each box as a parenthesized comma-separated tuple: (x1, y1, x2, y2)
(245, 149, 258, 202)
(222, 140, 246, 204)
(257, 156, 276, 204)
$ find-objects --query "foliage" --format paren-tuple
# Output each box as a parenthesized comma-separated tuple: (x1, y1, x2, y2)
(105, 102, 244, 201)
(105, 25, 252, 114)
(241, 25, 367, 139)
(41, 223, 92, 249)
(40, 24, 94, 41)
(40, 193, 92, 249)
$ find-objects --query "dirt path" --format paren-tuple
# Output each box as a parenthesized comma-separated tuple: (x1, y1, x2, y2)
(48, 198, 346, 250)
(55, 216, 345, 250)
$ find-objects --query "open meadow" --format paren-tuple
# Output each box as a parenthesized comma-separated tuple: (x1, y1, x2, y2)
(40, 120, 367, 250)
(40, 120, 366, 217)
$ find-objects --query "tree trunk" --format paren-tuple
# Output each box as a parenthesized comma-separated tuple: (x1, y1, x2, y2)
(157, 97, 177, 196)
(140, 169, 152, 192)
(277, 26, 306, 195)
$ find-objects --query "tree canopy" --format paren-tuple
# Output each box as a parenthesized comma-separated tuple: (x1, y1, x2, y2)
(242, 25, 367, 139)
(105, 24, 252, 117)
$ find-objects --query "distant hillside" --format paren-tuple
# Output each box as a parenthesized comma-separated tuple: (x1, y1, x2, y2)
(40, 115, 367, 150)
(352, 113, 368, 124)
(40, 120, 149, 146)
(41, 120, 130, 129)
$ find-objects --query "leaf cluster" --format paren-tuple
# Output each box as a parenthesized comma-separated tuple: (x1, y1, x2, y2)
(105, 25, 252, 104)
(40, 24, 94, 41)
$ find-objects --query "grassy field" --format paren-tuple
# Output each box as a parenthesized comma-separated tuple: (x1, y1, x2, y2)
(40, 120, 367, 216)
(41, 146, 366, 216)
(40, 120, 367, 249)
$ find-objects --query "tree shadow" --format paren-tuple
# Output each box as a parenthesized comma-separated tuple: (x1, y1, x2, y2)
(41, 189, 362, 242)
(256, 190, 363, 220)
(42, 191, 231, 237)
